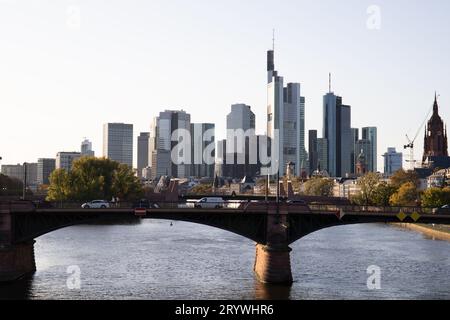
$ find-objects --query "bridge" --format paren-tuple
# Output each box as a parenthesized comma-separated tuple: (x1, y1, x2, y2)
(1, 200, 450, 284)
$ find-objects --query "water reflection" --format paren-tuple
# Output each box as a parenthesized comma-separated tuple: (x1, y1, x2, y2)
(254, 280, 291, 300)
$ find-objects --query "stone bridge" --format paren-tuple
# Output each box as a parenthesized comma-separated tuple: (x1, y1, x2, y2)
(1, 201, 450, 284)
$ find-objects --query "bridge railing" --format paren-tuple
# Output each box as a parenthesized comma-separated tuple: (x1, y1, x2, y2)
(11, 199, 441, 215)
(308, 204, 436, 215)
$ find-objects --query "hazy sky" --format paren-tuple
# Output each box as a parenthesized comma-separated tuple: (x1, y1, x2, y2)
(1, 0, 449, 171)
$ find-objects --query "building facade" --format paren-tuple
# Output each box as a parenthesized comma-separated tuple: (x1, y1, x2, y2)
(81, 139, 95, 157)
(350, 128, 359, 174)
(149, 110, 191, 179)
(37, 158, 56, 185)
(308, 130, 318, 175)
(219, 104, 264, 179)
(323, 91, 352, 177)
(267, 49, 306, 176)
(191, 123, 215, 178)
(383, 147, 403, 177)
(137, 132, 150, 178)
(56, 152, 81, 171)
(317, 138, 329, 173)
(1, 163, 38, 188)
(103, 123, 133, 167)
(362, 127, 378, 172)
(355, 139, 372, 175)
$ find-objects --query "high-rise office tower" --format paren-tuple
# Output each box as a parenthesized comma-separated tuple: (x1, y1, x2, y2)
(362, 127, 378, 172)
(137, 132, 150, 178)
(81, 139, 95, 157)
(191, 123, 215, 178)
(383, 147, 403, 177)
(103, 123, 133, 167)
(221, 104, 261, 179)
(267, 48, 306, 176)
(226, 104, 255, 131)
(323, 76, 351, 177)
(37, 158, 56, 185)
(317, 138, 329, 172)
(355, 139, 372, 173)
(150, 110, 191, 179)
(350, 128, 359, 174)
(308, 130, 318, 174)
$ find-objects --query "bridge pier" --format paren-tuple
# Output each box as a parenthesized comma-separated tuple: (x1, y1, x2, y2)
(253, 243, 293, 284)
(0, 241, 36, 282)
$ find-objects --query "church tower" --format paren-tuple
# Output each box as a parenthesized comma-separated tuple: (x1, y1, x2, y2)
(423, 93, 448, 163)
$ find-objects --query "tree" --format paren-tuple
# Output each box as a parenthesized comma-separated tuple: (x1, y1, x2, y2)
(390, 169, 419, 189)
(189, 183, 213, 195)
(372, 182, 397, 206)
(389, 182, 419, 206)
(421, 187, 450, 208)
(47, 169, 71, 201)
(283, 176, 303, 194)
(46, 157, 142, 201)
(112, 163, 144, 200)
(303, 177, 334, 197)
(356, 172, 380, 205)
(0, 174, 24, 196)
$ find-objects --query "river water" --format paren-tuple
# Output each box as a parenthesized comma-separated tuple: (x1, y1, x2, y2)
(1, 221, 450, 300)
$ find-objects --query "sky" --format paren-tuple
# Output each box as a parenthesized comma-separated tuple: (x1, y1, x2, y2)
(1, 0, 450, 171)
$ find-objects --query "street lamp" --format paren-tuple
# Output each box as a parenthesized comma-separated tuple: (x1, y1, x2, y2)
(23, 162, 28, 200)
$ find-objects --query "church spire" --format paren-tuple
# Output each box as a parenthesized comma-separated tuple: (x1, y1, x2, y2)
(433, 91, 439, 114)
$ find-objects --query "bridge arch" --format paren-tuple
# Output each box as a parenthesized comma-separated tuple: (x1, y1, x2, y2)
(11, 211, 268, 245)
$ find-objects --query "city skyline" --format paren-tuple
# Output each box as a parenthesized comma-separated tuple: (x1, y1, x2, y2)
(1, 1, 449, 171)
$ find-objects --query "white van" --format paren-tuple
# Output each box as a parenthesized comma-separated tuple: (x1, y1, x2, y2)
(194, 197, 225, 209)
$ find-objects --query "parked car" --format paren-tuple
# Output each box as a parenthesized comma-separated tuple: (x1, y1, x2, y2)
(194, 197, 225, 209)
(81, 200, 110, 209)
(132, 199, 160, 209)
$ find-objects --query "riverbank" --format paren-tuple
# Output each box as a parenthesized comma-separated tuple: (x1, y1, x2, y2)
(395, 223, 450, 242)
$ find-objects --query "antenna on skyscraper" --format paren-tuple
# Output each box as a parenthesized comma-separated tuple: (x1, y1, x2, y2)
(272, 28, 275, 51)
(329, 73, 332, 93)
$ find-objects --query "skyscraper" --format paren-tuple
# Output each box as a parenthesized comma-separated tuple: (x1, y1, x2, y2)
(191, 123, 215, 178)
(362, 127, 378, 172)
(37, 158, 56, 185)
(137, 132, 150, 178)
(355, 139, 372, 173)
(103, 123, 133, 167)
(81, 139, 95, 157)
(350, 128, 359, 174)
(323, 80, 352, 177)
(317, 138, 329, 173)
(383, 147, 403, 177)
(221, 104, 261, 179)
(149, 110, 191, 179)
(308, 130, 318, 174)
(267, 48, 306, 176)
(226, 104, 255, 131)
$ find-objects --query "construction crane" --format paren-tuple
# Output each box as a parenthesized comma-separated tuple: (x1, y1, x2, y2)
(404, 97, 437, 170)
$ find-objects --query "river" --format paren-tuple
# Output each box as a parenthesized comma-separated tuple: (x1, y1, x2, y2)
(1, 221, 449, 300)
